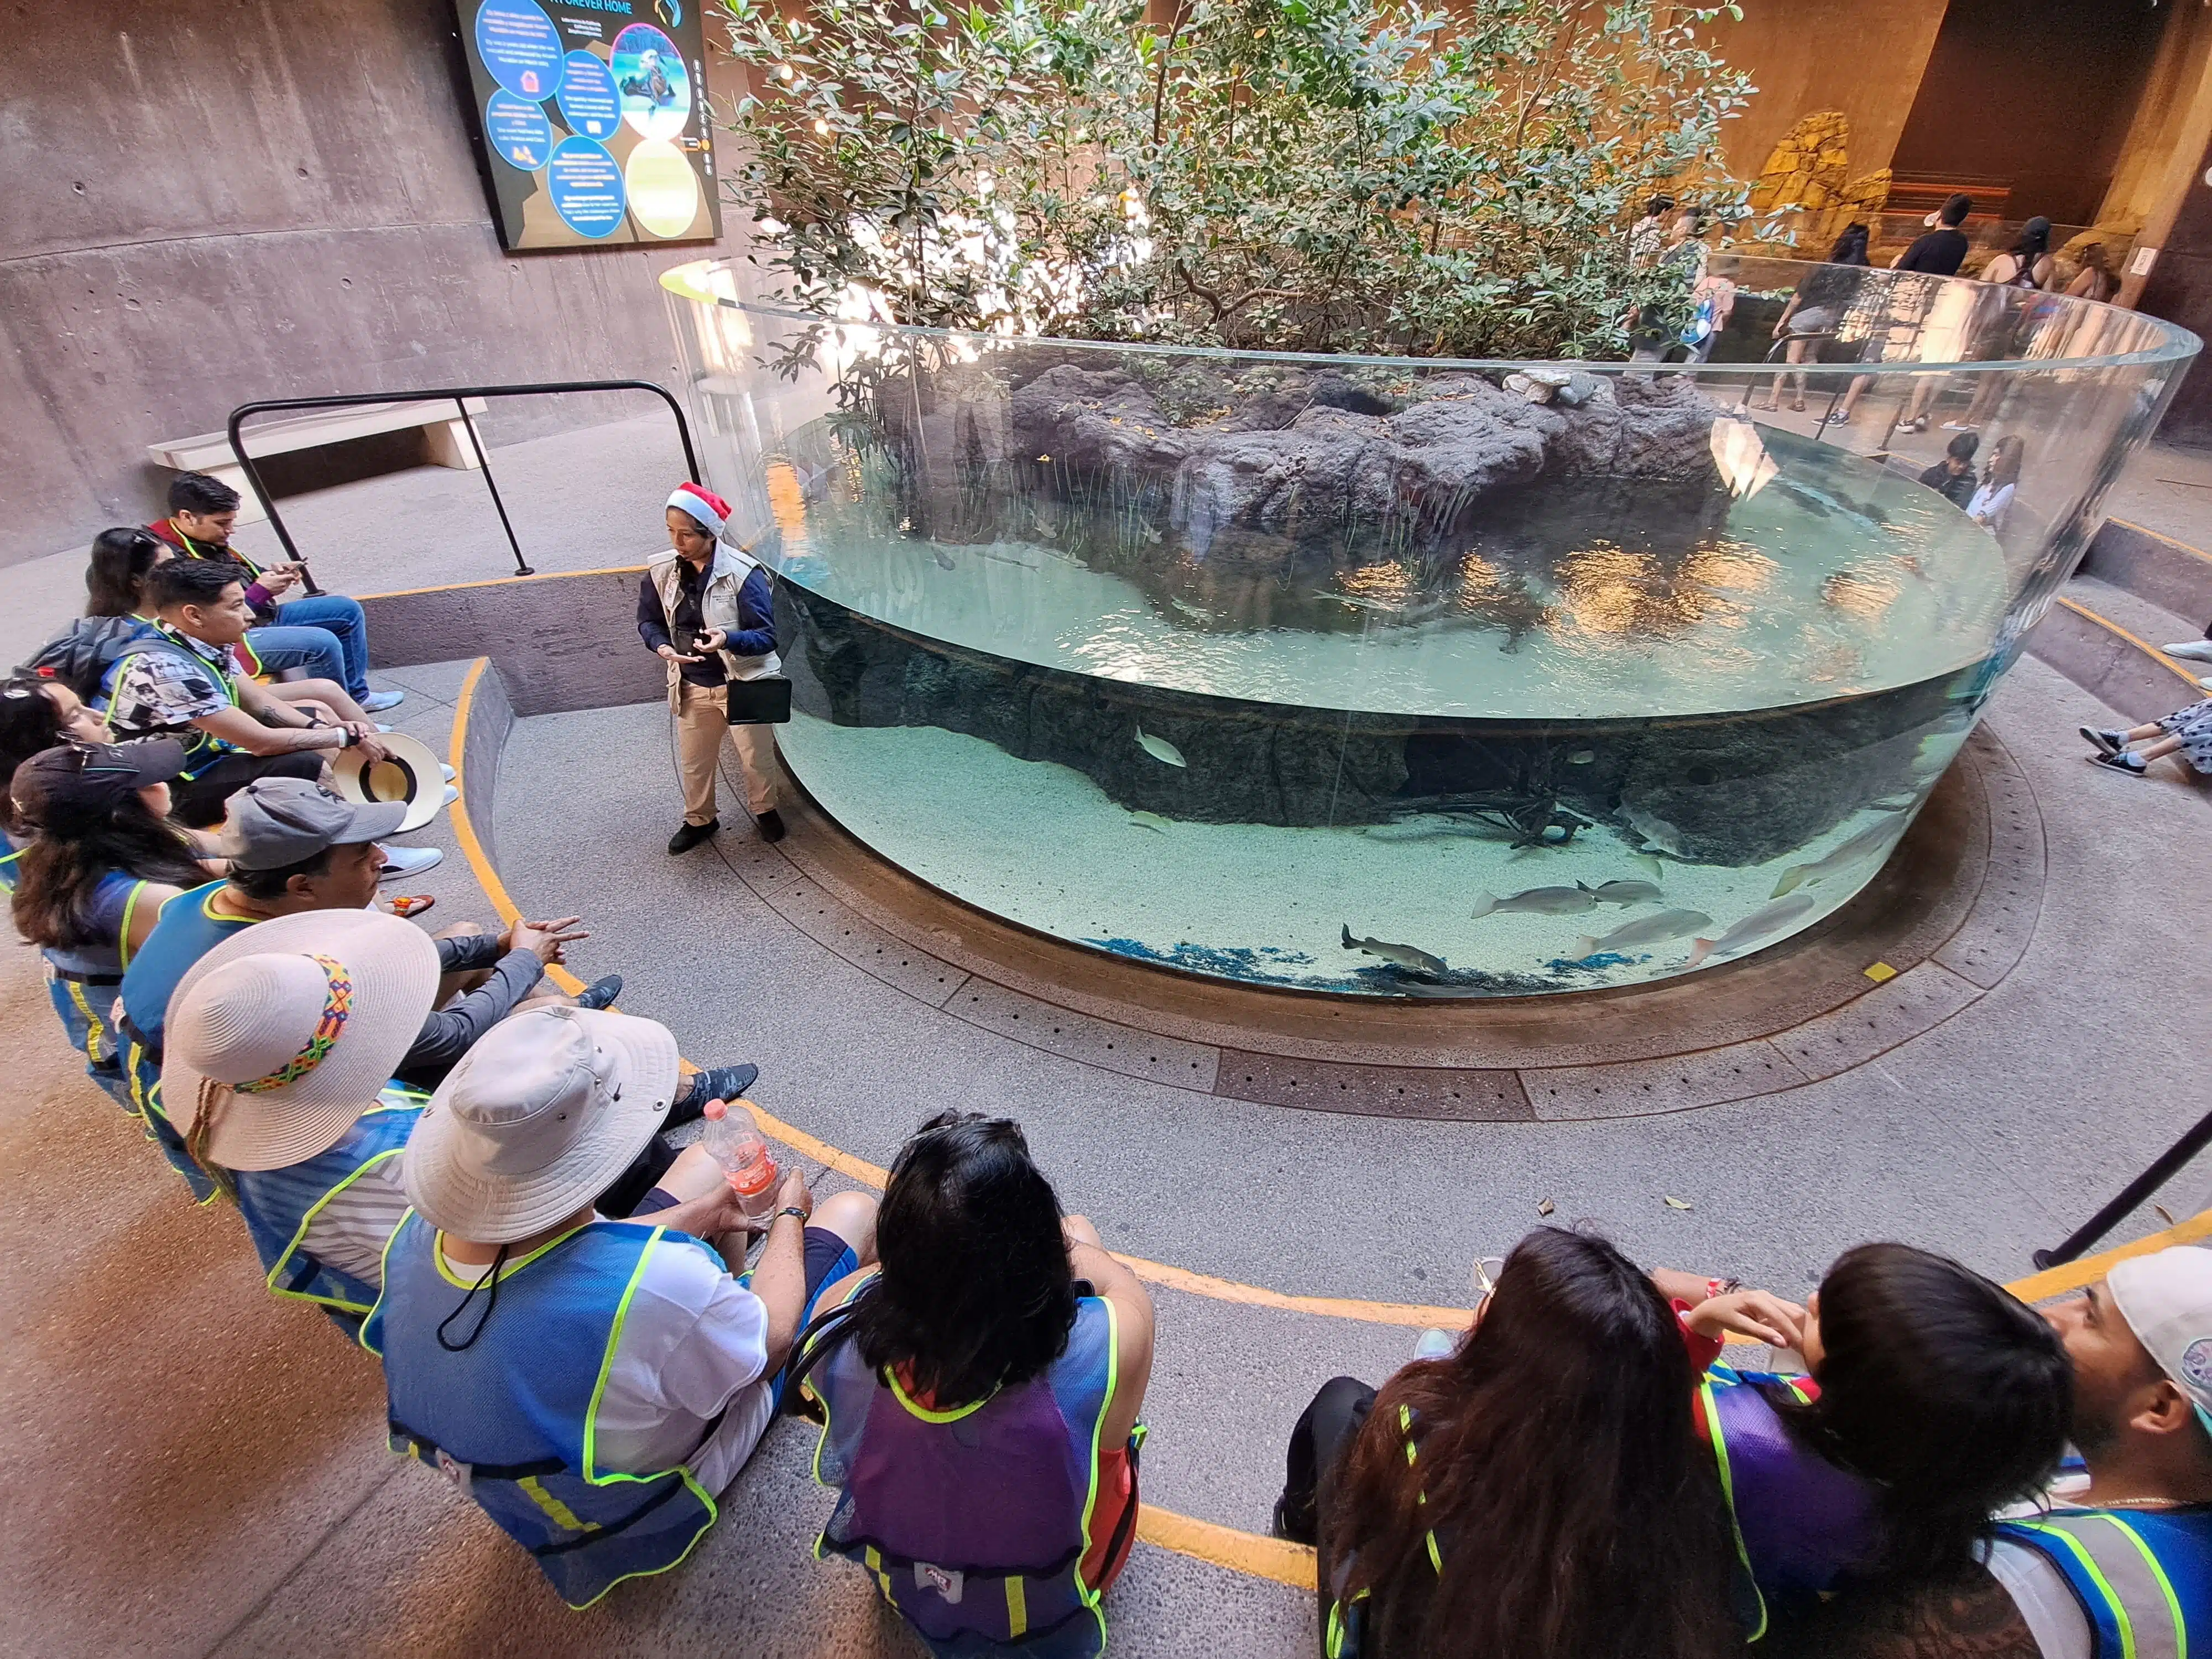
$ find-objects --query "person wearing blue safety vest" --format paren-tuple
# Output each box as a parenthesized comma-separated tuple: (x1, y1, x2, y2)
(1765, 1246, 2212, 1659)
(365, 1005, 878, 1609)
(156, 909, 442, 1333)
(97, 555, 401, 832)
(791, 1111, 1155, 1659)
(8, 739, 211, 1110)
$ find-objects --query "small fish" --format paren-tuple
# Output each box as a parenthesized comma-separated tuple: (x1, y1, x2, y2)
(1621, 803, 1687, 858)
(1663, 1196, 1695, 1212)
(1579, 879, 1662, 906)
(1566, 750, 1596, 765)
(1573, 909, 1712, 959)
(1634, 853, 1666, 880)
(1134, 726, 1187, 768)
(1342, 924, 1447, 977)
(1317, 591, 1404, 613)
(1126, 811, 1173, 833)
(1168, 597, 1213, 622)
(932, 548, 957, 570)
(1471, 885, 1596, 919)
(1686, 893, 1820, 968)
(1770, 817, 1908, 899)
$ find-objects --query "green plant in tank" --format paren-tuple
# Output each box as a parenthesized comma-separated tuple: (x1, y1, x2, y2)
(718, 0, 1758, 359)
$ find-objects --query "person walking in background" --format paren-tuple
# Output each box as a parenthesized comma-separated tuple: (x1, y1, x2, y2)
(1827, 196, 1976, 429)
(640, 483, 785, 853)
(794, 1111, 1155, 1659)
(1629, 195, 1676, 268)
(1927, 218, 2056, 435)
(152, 472, 403, 713)
(1763, 225, 1870, 413)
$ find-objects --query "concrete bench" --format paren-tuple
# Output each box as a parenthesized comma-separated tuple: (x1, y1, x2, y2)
(147, 398, 491, 523)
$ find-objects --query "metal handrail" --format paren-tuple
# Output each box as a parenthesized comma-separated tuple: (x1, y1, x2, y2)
(225, 379, 703, 586)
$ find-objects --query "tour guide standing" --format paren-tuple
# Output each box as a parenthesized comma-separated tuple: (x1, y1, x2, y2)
(639, 483, 784, 853)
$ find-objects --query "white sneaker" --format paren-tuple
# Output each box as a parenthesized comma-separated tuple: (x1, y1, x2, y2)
(2161, 639, 2212, 664)
(377, 844, 444, 879)
(1411, 1328, 1458, 1361)
(441, 763, 457, 782)
(442, 784, 458, 806)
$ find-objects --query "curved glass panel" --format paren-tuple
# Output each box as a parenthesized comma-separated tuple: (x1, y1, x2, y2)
(663, 258, 2197, 996)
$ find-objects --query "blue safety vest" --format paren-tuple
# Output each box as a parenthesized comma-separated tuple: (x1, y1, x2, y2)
(98, 626, 243, 779)
(800, 1286, 1129, 1659)
(231, 1091, 423, 1323)
(1999, 1505, 2212, 1659)
(40, 870, 157, 1113)
(118, 878, 258, 1203)
(364, 1214, 724, 1609)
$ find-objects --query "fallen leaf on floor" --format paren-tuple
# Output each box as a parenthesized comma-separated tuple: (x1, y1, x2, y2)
(2157, 1204, 2177, 1225)
(1537, 1198, 1555, 1216)
(1663, 1196, 1695, 1211)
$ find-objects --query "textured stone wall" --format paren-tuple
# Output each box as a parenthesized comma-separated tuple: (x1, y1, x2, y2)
(0, 0, 753, 568)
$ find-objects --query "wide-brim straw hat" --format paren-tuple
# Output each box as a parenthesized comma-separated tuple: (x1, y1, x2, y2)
(330, 731, 447, 833)
(161, 910, 442, 1172)
(401, 1005, 680, 1244)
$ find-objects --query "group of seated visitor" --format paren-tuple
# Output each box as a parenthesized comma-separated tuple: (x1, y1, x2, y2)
(7, 482, 2210, 1659)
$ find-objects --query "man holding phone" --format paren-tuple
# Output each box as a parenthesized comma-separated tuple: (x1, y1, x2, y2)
(638, 483, 784, 854)
(152, 471, 403, 714)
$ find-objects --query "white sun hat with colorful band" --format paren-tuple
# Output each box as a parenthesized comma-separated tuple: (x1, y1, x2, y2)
(161, 910, 441, 1172)
(400, 1004, 680, 1244)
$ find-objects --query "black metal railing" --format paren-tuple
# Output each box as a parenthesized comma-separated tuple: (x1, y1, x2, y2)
(226, 380, 702, 588)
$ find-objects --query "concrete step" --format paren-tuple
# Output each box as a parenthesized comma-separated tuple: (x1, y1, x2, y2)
(2082, 518, 2212, 625)
(2026, 572, 2211, 728)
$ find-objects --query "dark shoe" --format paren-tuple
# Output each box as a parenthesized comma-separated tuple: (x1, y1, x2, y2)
(2090, 751, 2148, 775)
(2080, 725, 2127, 757)
(575, 974, 622, 1011)
(1272, 1492, 1317, 1545)
(668, 1063, 760, 1127)
(669, 818, 719, 855)
(756, 809, 786, 844)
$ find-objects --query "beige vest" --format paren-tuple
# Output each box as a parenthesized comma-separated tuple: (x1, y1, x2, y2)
(648, 546, 781, 706)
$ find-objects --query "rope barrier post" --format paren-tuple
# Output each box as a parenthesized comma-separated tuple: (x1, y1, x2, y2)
(2033, 1103, 2212, 1268)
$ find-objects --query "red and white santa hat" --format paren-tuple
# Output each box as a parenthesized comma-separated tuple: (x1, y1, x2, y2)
(667, 482, 731, 538)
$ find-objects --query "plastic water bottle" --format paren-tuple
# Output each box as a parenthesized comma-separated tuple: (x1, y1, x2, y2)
(700, 1099, 779, 1227)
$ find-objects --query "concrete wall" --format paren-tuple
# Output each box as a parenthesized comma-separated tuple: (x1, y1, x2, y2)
(0, 0, 752, 568)
(1714, 0, 1950, 182)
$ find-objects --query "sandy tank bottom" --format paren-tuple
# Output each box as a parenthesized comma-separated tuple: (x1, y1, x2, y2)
(778, 711, 1931, 996)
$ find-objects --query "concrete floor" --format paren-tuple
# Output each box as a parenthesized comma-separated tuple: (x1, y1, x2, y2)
(8, 417, 2212, 1657)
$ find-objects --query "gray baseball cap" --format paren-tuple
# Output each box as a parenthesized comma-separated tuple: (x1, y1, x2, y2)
(211, 777, 407, 870)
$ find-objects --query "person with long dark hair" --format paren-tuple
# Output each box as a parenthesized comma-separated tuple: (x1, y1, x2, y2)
(1694, 1243, 2071, 1633)
(1764, 223, 1871, 413)
(794, 1111, 1156, 1658)
(84, 525, 173, 621)
(9, 739, 207, 1108)
(1, 673, 109, 850)
(1287, 1229, 1743, 1659)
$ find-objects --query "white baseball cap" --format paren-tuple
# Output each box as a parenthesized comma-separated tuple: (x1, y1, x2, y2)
(2107, 1245, 2212, 1430)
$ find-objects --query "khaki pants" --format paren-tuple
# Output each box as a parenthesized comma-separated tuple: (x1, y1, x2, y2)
(675, 680, 777, 826)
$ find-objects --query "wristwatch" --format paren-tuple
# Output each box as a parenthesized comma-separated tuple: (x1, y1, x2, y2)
(776, 1206, 808, 1225)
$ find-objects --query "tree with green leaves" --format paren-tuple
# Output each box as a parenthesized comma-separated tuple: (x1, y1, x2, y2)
(721, 0, 1756, 359)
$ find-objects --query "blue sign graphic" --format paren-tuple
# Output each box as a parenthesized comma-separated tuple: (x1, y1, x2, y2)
(555, 51, 621, 140)
(545, 136, 627, 237)
(483, 90, 554, 170)
(474, 0, 565, 100)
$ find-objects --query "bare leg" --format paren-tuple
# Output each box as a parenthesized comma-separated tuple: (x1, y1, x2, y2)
(811, 1191, 881, 1267)
(1837, 374, 1871, 420)
(2124, 723, 2164, 744)
(2135, 735, 2186, 763)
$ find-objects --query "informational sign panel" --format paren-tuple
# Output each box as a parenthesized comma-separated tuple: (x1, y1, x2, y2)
(457, 0, 722, 250)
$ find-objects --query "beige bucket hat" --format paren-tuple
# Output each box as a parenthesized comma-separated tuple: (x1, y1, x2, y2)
(400, 1005, 680, 1244)
(330, 730, 449, 834)
(161, 910, 442, 1172)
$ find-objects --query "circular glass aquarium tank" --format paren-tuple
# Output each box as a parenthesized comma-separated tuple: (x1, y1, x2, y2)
(664, 258, 2194, 996)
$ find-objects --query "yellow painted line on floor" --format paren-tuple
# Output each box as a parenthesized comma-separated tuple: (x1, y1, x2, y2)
(359, 564, 649, 603)
(2110, 518, 2212, 569)
(441, 650, 2212, 1593)
(2057, 596, 2208, 697)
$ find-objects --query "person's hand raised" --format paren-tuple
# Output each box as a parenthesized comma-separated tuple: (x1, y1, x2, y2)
(508, 915, 588, 965)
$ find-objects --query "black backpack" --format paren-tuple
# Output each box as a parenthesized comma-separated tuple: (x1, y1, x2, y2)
(19, 618, 199, 702)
